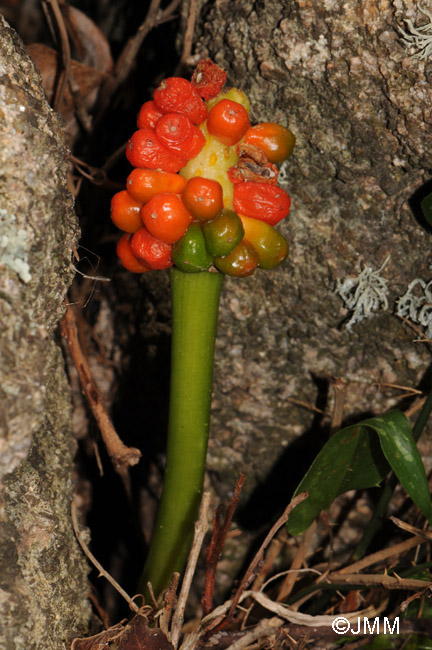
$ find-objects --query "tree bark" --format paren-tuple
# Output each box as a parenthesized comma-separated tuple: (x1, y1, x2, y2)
(0, 15, 91, 648)
(191, 1, 432, 503)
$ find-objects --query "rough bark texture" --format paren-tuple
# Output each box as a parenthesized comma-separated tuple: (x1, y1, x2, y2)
(187, 0, 432, 503)
(0, 15, 91, 649)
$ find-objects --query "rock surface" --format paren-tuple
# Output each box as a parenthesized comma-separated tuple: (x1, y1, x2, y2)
(0, 15, 91, 648)
(187, 0, 432, 510)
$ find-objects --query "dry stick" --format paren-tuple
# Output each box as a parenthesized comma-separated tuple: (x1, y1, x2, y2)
(252, 529, 287, 592)
(174, 0, 199, 75)
(285, 397, 327, 417)
(96, 0, 182, 115)
(329, 375, 347, 434)
(225, 493, 309, 624)
(202, 474, 245, 615)
(160, 573, 180, 637)
(60, 300, 141, 475)
(405, 395, 427, 418)
(389, 516, 432, 540)
(324, 572, 432, 591)
(225, 617, 284, 650)
(333, 535, 425, 576)
(277, 521, 316, 603)
(170, 492, 212, 649)
(43, 0, 71, 111)
(71, 499, 139, 612)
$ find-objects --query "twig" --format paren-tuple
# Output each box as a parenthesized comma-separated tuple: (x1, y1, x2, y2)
(252, 529, 287, 592)
(396, 314, 432, 346)
(226, 493, 308, 623)
(60, 299, 142, 475)
(175, 0, 199, 75)
(324, 572, 432, 591)
(160, 573, 180, 637)
(285, 397, 326, 417)
(170, 492, 211, 649)
(329, 376, 347, 434)
(389, 516, 432, 540)
(202, 474, 245, 615)
(43, 0, 71, 111)
(225, 618, 283, 650)
(335, 535, 425, 576)
(96, 0, 181, 113)
(277, 521, 316, 603)
(71, 499, 139, 612)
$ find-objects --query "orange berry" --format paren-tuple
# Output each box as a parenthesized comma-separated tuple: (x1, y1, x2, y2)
(116, 234, 151, 273)
(111, 190, 143, 233)
(244, 123, 295, 163)
(131, 227, 173, 269)
(141, 193, 192, 244)
(206, 99, 250, 146)
(137, 101, 164, 129)
(127, 169, 187, 204)
(181, 177, 224, 221)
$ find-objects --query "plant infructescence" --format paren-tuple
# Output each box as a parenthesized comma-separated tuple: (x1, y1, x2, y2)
(110, 59, 296, 598)
(111, 60, 432, 607)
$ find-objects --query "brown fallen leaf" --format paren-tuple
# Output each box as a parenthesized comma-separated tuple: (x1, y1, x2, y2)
(60, 5, 113, 73)
(71, 622, 125, 650)
(117, 614, 174, 650)
(27, 43, 107, 122)
(71, 613, 174, 650)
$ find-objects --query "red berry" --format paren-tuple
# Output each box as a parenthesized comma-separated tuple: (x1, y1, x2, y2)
(137, 101, 164, 129)
(126, 128, 187, 172)
(131, 227, 173, 269)
(191, 59, 227, 100)
(233, 182, 291, 226)
(153, 77, 207, 125)
(116, 234, 151, 273)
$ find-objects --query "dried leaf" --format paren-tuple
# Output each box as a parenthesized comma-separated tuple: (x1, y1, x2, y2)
(71, 622, 125, 650)
(27, 43, 106, 120)
(117, 614, 174, 650)
(61, 5, 113, 73)
(70, 614, 174, 650)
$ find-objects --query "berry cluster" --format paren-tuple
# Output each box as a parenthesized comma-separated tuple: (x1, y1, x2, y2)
(111, 59, 295, 277)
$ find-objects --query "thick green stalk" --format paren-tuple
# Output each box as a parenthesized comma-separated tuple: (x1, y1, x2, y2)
(139, 268, 224, 599)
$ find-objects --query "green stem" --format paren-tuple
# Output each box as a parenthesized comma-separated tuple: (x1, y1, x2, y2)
(138, 268, 224, 599)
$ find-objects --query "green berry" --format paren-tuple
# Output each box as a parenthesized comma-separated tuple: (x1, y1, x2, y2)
(172, 223, 214, 272)
(202, 209, 244, 258)
(214, 240, 258, 277)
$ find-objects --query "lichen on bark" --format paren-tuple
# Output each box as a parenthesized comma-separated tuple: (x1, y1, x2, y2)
(0, 14, 91, 648)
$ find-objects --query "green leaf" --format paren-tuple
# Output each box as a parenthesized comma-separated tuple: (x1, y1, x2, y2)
(287, 411, 432, 535)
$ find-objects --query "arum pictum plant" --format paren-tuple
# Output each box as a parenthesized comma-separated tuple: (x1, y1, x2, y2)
(110, 59, 296, 599)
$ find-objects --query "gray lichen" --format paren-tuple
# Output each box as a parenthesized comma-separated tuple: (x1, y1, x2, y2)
(398, 6, 432, 60)
(0, 210, 31, 282)
(335, 257, 391, 330)
(396, 277, 432, 338)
